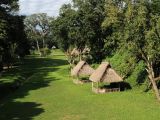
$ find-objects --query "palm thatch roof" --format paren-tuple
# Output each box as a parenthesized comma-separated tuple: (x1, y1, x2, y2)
(89, 62, 123, 83)
(71, 48, 80, 56)
(82, 47, 90, 54)
(71, 61, 94, 77)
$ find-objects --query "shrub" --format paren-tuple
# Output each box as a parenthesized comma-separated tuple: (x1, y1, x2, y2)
(105, 50, 147, 88)
(40, 48, 51, 57)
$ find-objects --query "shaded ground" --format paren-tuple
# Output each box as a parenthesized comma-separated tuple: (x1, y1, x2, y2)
(0, 50, 67, 120)
(0, 50, 160, 120)
(0, 55, 67, 99)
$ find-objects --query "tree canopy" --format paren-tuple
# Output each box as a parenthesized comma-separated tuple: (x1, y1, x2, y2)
(0, 0, 29, 70)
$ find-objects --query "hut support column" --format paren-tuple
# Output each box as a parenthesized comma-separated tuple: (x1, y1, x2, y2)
(92, 82, 94, 91)
(97, 82, 99, 93)
(77, 75, 79, 82)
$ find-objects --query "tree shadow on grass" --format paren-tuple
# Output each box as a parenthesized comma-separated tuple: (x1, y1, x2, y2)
(0, 101, 44, 120)
(0, 76, 59, 120)
(0, 55, 68, 120)
(0, 57, 67, 99)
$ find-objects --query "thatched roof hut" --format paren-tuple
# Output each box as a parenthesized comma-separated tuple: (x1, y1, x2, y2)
(71, 47, 91, 56)
(82, 47, 90, 54)
(71, 48, 80, 56)
(71, 61, 94, 77)
(89, 62, 123, 93)
(89, 62, 123, 83)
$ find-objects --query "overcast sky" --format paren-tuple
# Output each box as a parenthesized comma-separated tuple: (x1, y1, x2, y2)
(19, 0, 71, 17)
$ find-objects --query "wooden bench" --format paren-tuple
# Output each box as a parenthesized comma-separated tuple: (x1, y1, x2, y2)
(92, 87, 120, 94)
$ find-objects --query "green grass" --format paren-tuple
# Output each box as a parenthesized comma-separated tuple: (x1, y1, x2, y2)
(0, 49, 160, 120)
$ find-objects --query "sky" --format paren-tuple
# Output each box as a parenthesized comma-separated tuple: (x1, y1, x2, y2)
(19, 0, 71, 17)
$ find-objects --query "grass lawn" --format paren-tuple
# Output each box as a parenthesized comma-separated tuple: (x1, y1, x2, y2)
(0, 50, 160, 120)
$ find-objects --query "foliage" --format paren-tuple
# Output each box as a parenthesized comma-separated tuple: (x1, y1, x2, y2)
(24, 13, 53, 57)
(102, 0, 124, 56)
(102, 0, 160, 100)
(51, 0, 105, 62)
(105, 49, 147, 88)
(106, 50, 137, 79)
(51, 4, 75, 52)
(126, 61, 147, 87)
(0, 0, 29, 70)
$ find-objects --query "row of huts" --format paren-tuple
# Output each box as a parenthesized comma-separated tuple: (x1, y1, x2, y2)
(71, 60, 123, 93)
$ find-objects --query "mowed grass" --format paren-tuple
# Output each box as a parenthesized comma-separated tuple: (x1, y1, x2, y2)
(0, 50, 160, 120)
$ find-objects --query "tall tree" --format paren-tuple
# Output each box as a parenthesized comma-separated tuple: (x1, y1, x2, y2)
(0, 0, 29, 70)
(72, 0, 106, 62)
(102, 0, 125, 55)
(24, 13, 51, 56)
(52, 0, 106, 63)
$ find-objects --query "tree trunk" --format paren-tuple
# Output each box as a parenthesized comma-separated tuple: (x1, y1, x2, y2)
(42, 38, 45, 49)
(0, 55, 3, 72)
(147, 62, 160, 101)
(36, 40, 41, 56)
(65, 51, 73, 70)
(78, 49, 82, 61)
(79, 53, 82, 61)
(0, 62, 3, 72)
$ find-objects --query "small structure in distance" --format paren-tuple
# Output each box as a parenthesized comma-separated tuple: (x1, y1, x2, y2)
(71, 61, 94, 84)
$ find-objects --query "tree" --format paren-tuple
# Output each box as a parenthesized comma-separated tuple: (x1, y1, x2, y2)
(51, 4, 75, 52)
(24, 13, 52, 56)
(102, 0, 125, 55)
(123, 0, 160, 101)
(102, 0, 160, 101)
(0, 0, 29, 70)
(72, 0, 106, 62)
(51, 0, 106, 63)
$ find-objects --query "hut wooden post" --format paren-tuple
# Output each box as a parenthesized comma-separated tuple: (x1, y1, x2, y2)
(77, 75, 79, 82)
(97, 82, 99, 93)
(92, 82, 94, 91)
(119, 83, 120, 92)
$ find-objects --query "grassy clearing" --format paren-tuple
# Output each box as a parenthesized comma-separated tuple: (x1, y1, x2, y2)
(0, 50, 160, 120)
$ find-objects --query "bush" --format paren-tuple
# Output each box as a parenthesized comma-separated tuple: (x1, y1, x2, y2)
(40, 48, 51, 57)
(126, 61, 147, 87)
(106, 50, 136, 78)
(105, 50, 147, 88)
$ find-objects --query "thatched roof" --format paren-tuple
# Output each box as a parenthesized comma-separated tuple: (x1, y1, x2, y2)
(89, 62, 123, 83)
(71, 48, 80, 56)
(82, 47, 90, 54)
(71, 61, 94, 77)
